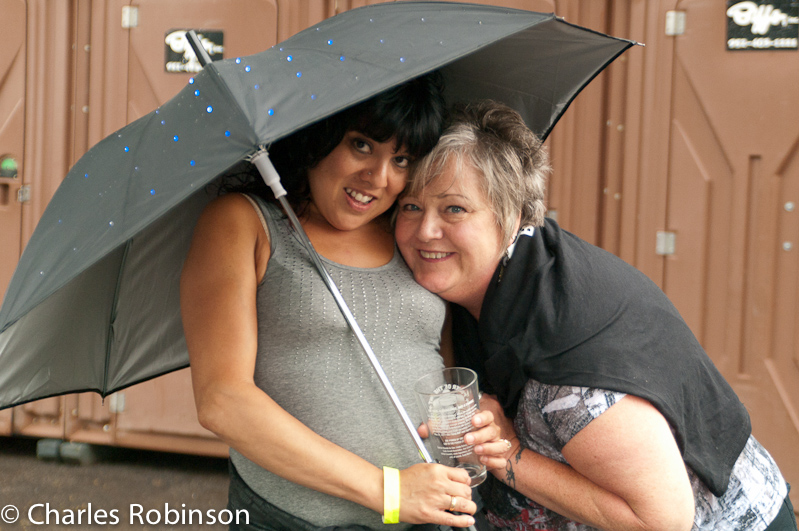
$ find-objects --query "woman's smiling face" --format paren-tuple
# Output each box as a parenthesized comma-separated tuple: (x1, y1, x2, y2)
(395, 157, 506, 318)
(306, 130, 411, 231)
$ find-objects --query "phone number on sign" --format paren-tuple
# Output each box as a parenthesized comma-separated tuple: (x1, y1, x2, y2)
(728, 37, 799, 48)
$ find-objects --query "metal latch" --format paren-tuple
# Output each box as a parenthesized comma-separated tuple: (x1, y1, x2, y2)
(108, 392, 126, 413)
(17, 185, 30, 203)
(665, 11, 686, 36)
(656, 231, 676, 255)
(121, 6, 139, 28)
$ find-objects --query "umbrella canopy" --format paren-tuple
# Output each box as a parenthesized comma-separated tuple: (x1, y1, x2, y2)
(0, 2, 635, 409)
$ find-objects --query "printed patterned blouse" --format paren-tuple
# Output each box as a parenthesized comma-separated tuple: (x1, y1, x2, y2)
(481, 380, 788, 531)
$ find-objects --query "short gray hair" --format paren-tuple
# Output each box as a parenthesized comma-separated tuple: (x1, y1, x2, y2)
(407, 100, 550, 248)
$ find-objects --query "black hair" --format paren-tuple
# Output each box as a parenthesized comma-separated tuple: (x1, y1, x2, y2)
(218, 71, 447, 209)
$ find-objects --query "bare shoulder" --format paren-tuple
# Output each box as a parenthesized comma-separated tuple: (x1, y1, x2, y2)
(197, 193, 262, 230)
(187, 193, 271, 281)
(194, 194, 270, 248)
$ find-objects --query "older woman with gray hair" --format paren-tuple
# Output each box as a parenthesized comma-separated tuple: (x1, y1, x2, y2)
(395, 100, 795, 531)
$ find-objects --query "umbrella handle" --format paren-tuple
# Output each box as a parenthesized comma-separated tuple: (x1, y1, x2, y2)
(252, 150, 434, 465)
(251, 151, 287, 199)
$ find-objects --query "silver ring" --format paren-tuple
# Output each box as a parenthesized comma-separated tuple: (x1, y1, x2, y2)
(501, 438, 513, 450)
(448, 495, 457, 512)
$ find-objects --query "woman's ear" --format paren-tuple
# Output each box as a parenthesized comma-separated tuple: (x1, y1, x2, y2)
(509, 215, 522, 246)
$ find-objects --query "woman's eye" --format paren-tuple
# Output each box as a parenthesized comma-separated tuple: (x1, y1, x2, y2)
(353, 139, 371, 153)
(401, 203, 421, 212)
(446, 205, 465, 214)
(394, 156, 410, 169)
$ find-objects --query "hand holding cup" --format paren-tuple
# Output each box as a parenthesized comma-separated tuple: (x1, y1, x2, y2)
(415, 367, 488, 486)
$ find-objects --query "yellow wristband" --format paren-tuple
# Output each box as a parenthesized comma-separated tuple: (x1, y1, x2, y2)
(382, 466, 400, 524)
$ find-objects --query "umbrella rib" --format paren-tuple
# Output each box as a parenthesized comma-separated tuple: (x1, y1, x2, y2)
(101, 239, 131, 397)
(542, 20, 639, 141)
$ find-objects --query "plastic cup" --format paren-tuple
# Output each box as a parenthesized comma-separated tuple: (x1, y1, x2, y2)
(414, 367, 486, 486)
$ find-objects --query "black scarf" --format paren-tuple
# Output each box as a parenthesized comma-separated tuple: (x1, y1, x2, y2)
(452, 219, 750, 497)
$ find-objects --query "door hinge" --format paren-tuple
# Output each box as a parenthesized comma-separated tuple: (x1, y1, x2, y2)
(665, 11, 686, 36)
(17, 185, 30, 203)
(656, 231, 676, 256)
(121, 6, 139, 29)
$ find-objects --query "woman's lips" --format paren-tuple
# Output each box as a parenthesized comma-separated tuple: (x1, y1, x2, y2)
(344, 187, 375, 205)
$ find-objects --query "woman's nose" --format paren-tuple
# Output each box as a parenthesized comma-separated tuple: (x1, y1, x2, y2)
(417, 212, 443, 241)
(363, 162, 389, 188)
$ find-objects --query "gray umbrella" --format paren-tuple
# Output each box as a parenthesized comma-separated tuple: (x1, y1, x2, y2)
(0, 2, 634, 435)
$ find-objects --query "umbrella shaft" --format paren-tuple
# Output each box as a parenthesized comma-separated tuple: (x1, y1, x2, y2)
(258, 151, 476, 531)
(277, 204, 480, 531)
(275, 196, 433, 464)
(186, 30, 212, 66)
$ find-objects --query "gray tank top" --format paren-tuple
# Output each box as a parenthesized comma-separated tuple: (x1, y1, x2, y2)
(230, 198, 446, 529)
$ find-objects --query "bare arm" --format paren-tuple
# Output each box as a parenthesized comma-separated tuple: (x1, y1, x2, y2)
(181, 195, 476, 526)
(486, 394, 695, 531)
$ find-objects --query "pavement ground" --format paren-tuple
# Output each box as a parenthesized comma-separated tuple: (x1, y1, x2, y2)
(0, 436, 230, 530)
